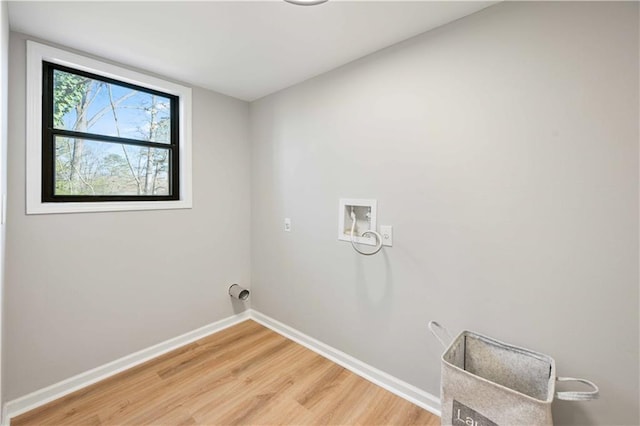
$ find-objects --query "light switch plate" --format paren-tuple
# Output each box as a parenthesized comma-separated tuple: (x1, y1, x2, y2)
(284, 218, 291, 232)
(380, 225, 392, 246)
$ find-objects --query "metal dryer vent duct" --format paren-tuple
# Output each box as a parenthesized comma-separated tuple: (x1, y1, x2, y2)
(229, 284, 250, 301)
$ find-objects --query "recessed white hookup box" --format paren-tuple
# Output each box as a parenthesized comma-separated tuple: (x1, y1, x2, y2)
(338, 198, 377, 246)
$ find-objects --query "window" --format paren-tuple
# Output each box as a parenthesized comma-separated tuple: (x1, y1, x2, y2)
(43, 62, 179, 202)
(27, 41, 192, 214)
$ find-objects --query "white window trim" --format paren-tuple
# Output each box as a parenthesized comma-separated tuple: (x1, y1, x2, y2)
(26, 40, 192, 214)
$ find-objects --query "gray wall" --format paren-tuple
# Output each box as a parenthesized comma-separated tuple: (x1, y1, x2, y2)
(5, 32, 251, 400)
(250, 2, 639, 425)
(1, 0, 9, 410)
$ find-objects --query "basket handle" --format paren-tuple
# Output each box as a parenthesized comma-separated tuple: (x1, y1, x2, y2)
(555, 377, 600, 401)
(428, 321, 453, 349)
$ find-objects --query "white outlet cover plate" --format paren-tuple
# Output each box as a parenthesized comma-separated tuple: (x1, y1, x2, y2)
(380, 225, 393, 246)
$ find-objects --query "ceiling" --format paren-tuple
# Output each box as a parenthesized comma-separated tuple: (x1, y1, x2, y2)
(8, 1, 496, 101)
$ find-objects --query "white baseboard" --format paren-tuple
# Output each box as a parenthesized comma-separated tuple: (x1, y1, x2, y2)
(250, 309, 442, 417)
(3, 310, 251, 423)
(3, 308, 441, 423)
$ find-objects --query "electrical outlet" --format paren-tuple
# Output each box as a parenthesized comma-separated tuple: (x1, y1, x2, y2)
(380, 225, 393, 246)
(284, 218, 291, 232)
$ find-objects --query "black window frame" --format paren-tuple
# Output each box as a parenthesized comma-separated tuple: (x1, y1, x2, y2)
(41, 61, 180, 203)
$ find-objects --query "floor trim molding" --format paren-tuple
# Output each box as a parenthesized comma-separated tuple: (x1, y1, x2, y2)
(3, 310, 251, 423)
(3, 309, 441, 423)
(250, 310, 441, 417)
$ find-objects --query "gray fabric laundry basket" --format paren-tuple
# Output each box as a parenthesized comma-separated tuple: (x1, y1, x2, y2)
(429, 322, 599, 426)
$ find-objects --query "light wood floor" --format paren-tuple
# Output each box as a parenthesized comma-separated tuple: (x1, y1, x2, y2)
(12, 320, 439, 426)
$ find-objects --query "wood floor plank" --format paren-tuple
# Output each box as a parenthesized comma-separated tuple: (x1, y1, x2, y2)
(308, 370, 370, 425)
(11, 320, 439, 426)
(295, 363, 346, 410)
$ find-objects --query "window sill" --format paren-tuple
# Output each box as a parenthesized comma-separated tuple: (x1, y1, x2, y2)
(26, 199, 192, 215)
